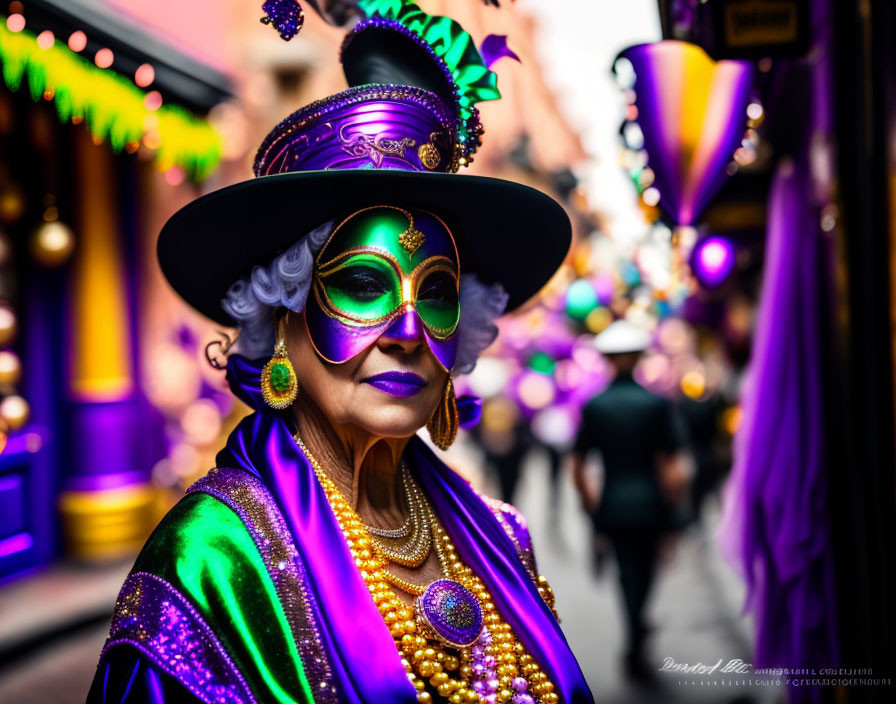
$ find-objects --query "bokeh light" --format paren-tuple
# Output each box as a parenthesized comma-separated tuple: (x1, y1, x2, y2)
(144, 90, 163, 111)
(584, 306, 612, 334)
(565, 279, 598, 320)
(143, 342, 201, 412)
(0, 350, 22, 385)
(0, 395, 29, 430)
(527, 350, 556, 375)
(516, 371, 555, 410)
(30, 221, 75, 267)
(67, 30, 87, 52)
(635, 352, 671, 392)
(723, 405, 744, 435)
(692, 236, 736, 288)
(164, 165, 185, 186)
(181, 399, 223, 446)
(480, 396, 518, 433)
(6, 14, 25, 33)
(573, 335, 605, 372)
(642, 186, 660, 207)
(531, 405, 578, 446)
(142, 130, 162, 150)
(466, 356, 511, 399)
(593, 273, 615, 305)
(94, 48, 114, 69)
(554, 359, 586, 393)
(169, 442, 201, 479)
(36, 30, 55, 50)
(0, 305, 17, 346)
(0, 183, 25, 224)
(656, 318, 692, 355)
(134, 63, 155, 88)
(680, 370, 706, 399)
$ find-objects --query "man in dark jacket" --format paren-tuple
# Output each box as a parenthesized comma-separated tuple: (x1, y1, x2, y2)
(572, 320, 688, 682)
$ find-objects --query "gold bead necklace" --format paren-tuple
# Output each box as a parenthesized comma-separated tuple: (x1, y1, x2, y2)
(293, 433, 559, 704)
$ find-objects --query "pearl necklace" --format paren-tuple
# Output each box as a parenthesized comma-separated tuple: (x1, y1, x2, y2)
(365, 464, 421, 539)
(294, 433, 559, 704)
(366, 465, 433, 568)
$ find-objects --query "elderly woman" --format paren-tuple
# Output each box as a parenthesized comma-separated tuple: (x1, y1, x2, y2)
(88, 2, 593, 703)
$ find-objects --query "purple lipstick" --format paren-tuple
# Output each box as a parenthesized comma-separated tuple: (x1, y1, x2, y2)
(362, 371, 426, 397)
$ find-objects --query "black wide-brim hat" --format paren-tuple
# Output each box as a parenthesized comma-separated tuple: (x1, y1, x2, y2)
(159, 170, 570, 327)
(157, 4, 571, 327)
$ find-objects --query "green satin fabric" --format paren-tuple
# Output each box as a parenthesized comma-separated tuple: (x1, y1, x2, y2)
(134, 492, 314, 704)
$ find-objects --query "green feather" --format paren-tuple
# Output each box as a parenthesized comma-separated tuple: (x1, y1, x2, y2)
(357, 0, 500, 135)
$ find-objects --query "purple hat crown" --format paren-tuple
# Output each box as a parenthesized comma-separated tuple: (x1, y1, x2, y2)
(253, 1, 500, 177)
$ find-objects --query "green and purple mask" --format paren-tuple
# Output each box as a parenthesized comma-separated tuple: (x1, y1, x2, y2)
(304, 206, 461, 371)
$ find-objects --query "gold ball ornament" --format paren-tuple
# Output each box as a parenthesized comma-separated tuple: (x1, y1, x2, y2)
(30, 221, 75, 267)
(0, 183, 25, 224)
(0, 305, 16, 347)
(0, 349, 21, 385)
(0, 394, 29, 430)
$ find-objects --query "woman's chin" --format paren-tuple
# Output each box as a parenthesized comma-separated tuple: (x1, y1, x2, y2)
(349, 405, 430, 440)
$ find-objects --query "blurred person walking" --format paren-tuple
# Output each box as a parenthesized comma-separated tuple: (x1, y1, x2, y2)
(571, 320, 689, 682)
(472, 396, 533, 504)
(677, 384, 729, 527)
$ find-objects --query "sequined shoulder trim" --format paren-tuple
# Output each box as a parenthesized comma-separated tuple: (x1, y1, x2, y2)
(479, 494, 537, 579)
(102, 571, 256, 704)
(187, 467, 337, 703)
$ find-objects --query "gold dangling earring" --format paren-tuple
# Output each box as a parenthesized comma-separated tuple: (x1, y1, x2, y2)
(261, 337, 298, 409)
(427, 376, 459, 450)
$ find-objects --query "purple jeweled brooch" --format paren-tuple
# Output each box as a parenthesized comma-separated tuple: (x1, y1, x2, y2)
(415, 579, 484, 648)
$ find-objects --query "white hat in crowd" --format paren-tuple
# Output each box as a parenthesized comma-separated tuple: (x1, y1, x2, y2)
(594, 319, 651, 355)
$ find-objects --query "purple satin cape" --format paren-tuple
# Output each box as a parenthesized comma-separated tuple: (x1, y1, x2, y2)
(216, 355, 593, 703)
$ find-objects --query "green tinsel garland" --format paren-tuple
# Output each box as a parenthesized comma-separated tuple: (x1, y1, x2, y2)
(0, 20, 221, 180)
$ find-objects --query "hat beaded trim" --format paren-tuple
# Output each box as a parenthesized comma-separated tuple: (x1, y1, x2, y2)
(253, 84, 456, 176)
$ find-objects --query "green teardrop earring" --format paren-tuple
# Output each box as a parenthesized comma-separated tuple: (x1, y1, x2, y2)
(261, 337, 298, 409)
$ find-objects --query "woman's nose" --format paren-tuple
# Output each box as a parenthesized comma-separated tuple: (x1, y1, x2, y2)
(377, 307, 424, 354)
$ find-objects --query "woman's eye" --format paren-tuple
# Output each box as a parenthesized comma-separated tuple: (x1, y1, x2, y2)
(327, 266, 391, 300)
(418, 272, 458, 305)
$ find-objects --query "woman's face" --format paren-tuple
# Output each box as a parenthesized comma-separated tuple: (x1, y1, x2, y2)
(285, 312, 448, 438)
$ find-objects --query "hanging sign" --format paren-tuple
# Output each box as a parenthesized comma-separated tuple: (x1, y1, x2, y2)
(712, 0, 809, 58)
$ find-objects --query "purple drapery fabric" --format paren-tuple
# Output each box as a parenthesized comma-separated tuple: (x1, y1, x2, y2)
(718, 160, 839, 701)
(217, 354, 593, 704)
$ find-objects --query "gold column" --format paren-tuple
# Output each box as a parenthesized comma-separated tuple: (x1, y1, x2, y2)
(69, 132, 133, 401)
(58, 129, 155, 562)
